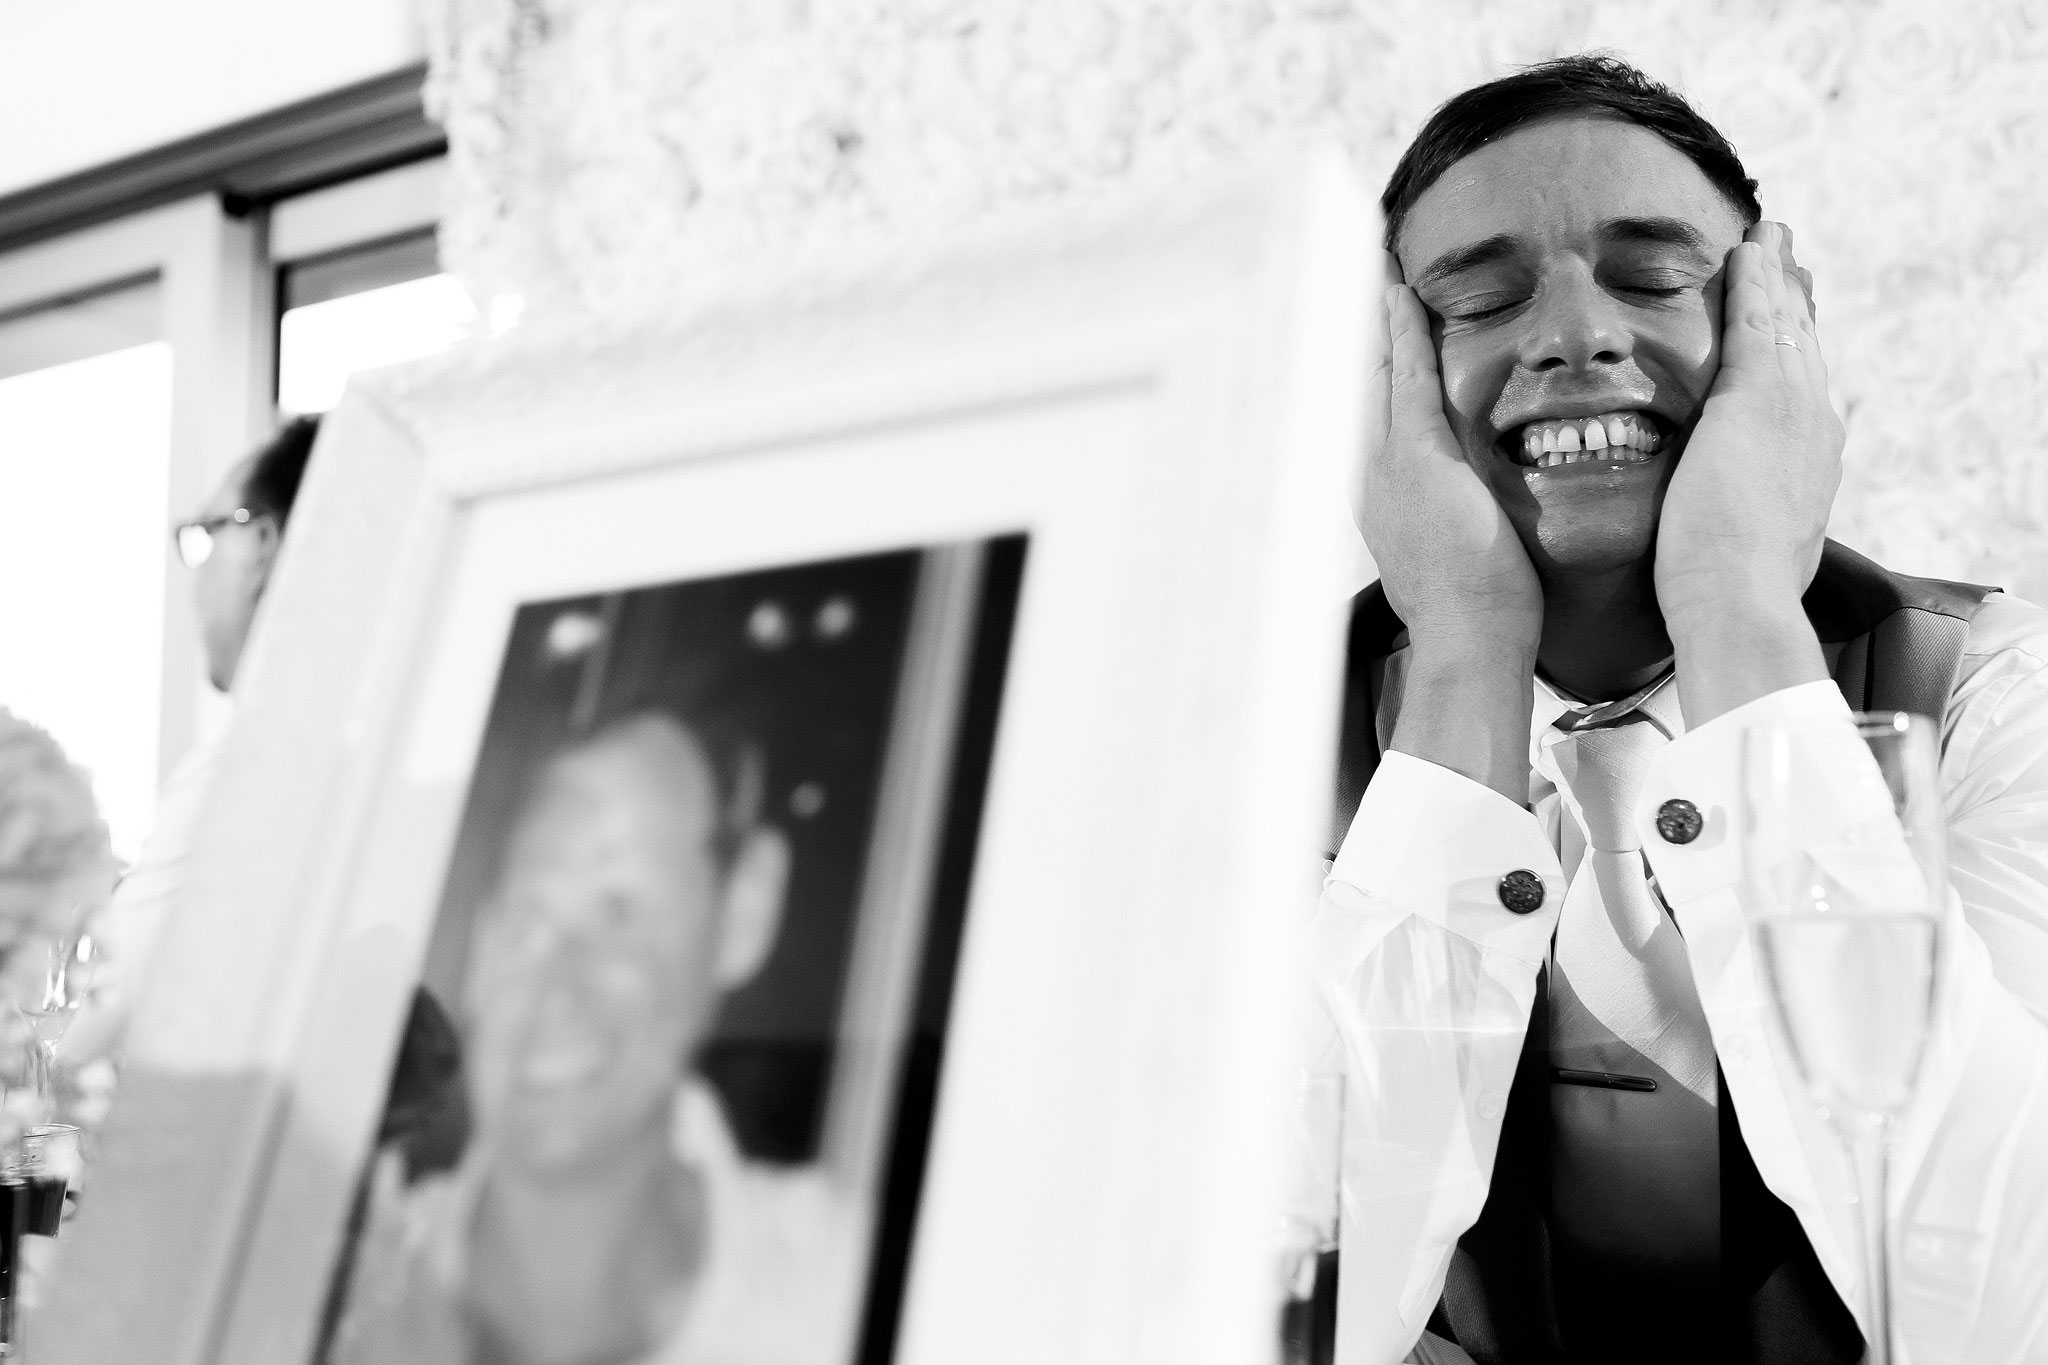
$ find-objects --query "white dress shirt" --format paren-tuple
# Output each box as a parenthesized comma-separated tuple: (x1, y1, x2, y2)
(63, 727, 226, 1066)
(1311, 592, 2048, 1365)
(329, 1079, 867, 1365)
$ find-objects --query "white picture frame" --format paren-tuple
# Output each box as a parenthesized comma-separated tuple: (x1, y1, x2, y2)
(41, 148, 1376, 1365)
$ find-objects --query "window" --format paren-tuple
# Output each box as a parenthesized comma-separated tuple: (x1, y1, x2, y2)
(0, 281, 169, 858)
(270, 158, 471, 414)
(0, 69, 448, 848)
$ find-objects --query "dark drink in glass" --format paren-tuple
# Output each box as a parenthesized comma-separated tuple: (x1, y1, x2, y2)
(1277, 1247, 1339, 1365)
(0, 1173, 63, 1273)
(22, 1174, 64, 1237)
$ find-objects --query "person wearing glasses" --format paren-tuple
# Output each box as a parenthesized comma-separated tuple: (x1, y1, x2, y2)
(174, 413, 322, 693)
(68, 412, 468, 1274)
(64, 415, 319, 1059)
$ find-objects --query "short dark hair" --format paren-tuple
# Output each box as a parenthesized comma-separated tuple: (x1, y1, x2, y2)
(237, 413, 322, 525)
(1382, 54, 1762, 249)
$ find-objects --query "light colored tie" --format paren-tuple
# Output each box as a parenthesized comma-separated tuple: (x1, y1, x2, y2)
(1545, 710, 1722, 1282)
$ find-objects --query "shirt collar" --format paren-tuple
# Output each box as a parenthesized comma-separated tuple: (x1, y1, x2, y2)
(1533, 661, 1686, 741)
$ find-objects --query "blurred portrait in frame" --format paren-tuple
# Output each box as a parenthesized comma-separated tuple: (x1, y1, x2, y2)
(317, 539, 1024, 1365)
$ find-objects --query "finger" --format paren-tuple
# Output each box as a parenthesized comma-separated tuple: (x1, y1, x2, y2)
(1770, 224, 1828, 378)
(1768, 223, 1817, 326)
(1747, 222, 1793, 343)
(1751, 224, 1831, 393)
(1764, 223, 1826, 379)
(1774, 232, 1816, 339)
(1747, 224, 1816, 379)
(1792, 264, 1816, 321)
(1720, 238, 1778, 372)
(1365, 255, 1398, 452)
(1385, 284, 1448, 441)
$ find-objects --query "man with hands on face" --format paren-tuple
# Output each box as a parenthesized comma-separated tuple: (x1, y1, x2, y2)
(1314, 56, 2048, 1365)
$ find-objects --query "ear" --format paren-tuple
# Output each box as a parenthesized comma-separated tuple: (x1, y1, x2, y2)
(713, 825, 791, 991)
(246, 516, 283, 598)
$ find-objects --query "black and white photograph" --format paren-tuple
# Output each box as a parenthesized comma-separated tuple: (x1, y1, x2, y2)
(0, 5, 2042, 1365)
(312, 543, 1021, 1365)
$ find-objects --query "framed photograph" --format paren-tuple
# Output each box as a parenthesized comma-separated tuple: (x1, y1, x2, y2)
(311, 541, 1017, 1365)
(42, 149, 1376, 1365)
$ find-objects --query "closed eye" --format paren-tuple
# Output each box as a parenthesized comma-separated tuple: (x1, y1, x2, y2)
(1444, 294, 1528, 323)
(1607, 268, 1697, 300)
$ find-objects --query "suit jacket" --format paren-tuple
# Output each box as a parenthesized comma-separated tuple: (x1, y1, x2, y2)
(1326, 540, 1995, 1364)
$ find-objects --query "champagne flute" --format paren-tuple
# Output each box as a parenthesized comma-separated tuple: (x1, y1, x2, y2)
(11, 933, 96, 1118)
(1741, 712, 1945, 1365)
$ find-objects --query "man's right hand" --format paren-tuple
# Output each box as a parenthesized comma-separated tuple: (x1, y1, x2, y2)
(1358, 272, 1543, 659)
(1357, 267, 1542, 804)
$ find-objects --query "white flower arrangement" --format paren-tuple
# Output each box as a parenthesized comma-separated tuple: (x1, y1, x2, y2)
(0, 708, 113, 1137)
(0, 709, 113, 948)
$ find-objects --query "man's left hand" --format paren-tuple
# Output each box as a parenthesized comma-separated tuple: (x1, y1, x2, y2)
(1653, 221, 1843, 626)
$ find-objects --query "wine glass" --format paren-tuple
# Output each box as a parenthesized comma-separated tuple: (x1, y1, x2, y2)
(11, 933, 97, 1120)
(1277, 1071, 1343, 1365)
(1741, 712, 1945, 1365)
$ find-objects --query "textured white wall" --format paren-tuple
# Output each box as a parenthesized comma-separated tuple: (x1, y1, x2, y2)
(0, 0, 423, 196)
(423, 0, 2048, 599)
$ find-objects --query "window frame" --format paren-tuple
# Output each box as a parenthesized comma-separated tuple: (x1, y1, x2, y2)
(0, 70, 443, 791)
(0, 197, 273, 778)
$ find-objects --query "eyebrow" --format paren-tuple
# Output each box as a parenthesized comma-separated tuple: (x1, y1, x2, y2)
(1412, 216, 1720, 290)
(1413, 233, 1520, 290)
(1601, 216, 1716, 263)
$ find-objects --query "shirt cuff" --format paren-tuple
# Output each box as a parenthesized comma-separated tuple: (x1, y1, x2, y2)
(1637, 679, 1868, 906)
(1327, 750, 1564, 966)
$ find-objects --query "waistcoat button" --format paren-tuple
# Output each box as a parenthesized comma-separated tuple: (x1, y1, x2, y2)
(1497, 868, 1546, 914)
(1656, 798, 1704, 845)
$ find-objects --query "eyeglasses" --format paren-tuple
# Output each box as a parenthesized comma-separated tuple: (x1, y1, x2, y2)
(171, 508, 258, 569)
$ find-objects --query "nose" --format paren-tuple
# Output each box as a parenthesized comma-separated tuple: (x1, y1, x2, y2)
(1517, 262, 1633, 373)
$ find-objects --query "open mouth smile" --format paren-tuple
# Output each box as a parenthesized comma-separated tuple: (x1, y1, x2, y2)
(1504, 410, 1667, 469)
(519, 1020, 622, 1093)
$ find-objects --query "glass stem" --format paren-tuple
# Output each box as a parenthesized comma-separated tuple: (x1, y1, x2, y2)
(1846, 1114, 1893, 1365)
(28, 1042, 50, 1112)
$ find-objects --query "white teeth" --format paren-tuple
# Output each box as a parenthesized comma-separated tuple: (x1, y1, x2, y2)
(1511, 410, 1664, 467)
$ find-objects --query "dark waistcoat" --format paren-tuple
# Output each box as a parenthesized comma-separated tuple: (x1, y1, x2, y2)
(1326, 540, 1994, 1365)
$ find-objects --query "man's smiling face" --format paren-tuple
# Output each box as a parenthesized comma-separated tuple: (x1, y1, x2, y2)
(1394, 115, 1751, 580)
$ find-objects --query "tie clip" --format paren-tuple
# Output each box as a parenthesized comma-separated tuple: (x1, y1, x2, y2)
(1551, 1068, 1658, 1092)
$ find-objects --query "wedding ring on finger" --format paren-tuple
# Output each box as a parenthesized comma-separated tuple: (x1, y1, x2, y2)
(1773, 335, 1802, 350)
